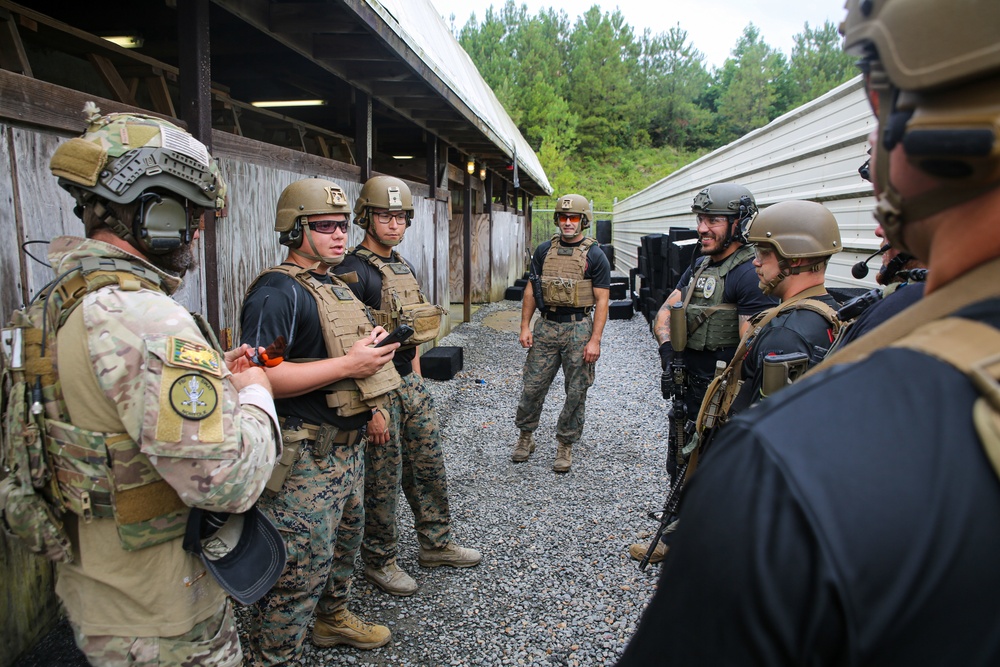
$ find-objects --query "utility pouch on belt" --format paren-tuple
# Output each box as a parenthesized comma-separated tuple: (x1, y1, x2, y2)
(313, 424, 339, 459)
(265, 440, 300, 495)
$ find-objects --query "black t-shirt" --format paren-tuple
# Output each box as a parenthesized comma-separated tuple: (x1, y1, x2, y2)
(239, 268, 368, 430)
(732, 292, 840, 411)
(334, 250, 418, 376)
(532, 237, 612, 315)
(617, 299, 1000, 667)
(674, 252, 778, 382)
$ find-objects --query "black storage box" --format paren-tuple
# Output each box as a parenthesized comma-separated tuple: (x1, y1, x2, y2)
(504, 285, 525, 301)
(609, 300, 634, 320)
(421, 346, 464, 381)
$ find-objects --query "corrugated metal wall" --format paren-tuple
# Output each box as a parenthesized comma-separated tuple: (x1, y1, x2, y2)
(613, 76, 879, 291)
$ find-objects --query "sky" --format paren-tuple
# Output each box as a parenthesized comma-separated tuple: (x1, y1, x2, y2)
(427, 0, 850, 70)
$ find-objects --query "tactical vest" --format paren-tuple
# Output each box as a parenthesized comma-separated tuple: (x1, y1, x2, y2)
(250, 264, 399, 417)
(540, 235, 597, 309)
(684, 245, 756, 351)
(0, 257, 200, 562)
(353, 247, 446, 347)
(697, 286, 840, 436)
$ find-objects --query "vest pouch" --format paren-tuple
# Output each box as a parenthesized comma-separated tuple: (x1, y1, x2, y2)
(105, 432, 187, 551)
(0, 476, 74, 562)
(265, 440, 300, 494)
(45, 419, 115, 523)
(541, 276, 578, 308)
(398, 302, 446, 345)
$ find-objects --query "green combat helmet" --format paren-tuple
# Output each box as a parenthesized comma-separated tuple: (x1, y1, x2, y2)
(691, 182, 757, 246)
(553, 194, 593, 229)
(275, 177, 352, 265)
(49, 103, 227, 255)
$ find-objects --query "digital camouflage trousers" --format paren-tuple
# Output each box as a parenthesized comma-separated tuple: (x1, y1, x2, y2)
(516, 316, 596, 445)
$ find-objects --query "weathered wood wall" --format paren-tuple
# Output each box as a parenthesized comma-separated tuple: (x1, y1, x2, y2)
(449, 212, 494, 304)
(490, 208, 525, 302)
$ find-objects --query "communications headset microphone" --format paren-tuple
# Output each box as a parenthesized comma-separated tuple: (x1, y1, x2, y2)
(851, 245, 889, 279)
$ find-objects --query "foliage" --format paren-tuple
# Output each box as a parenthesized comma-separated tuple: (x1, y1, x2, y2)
(456, 4, 858, 209)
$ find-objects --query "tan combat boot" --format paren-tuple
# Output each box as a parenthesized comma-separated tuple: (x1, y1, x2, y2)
(311, 607, 391, 649)
(553, 442, 572, 473)
(628, 540, 669, 564)
(364, 558, 418, 596)
(511, 431, 535, 462)
(418, 541, 483, 568)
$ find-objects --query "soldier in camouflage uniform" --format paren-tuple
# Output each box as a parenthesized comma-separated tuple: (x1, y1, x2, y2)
(26, 106, 280, 666)
(325, 175, 481, 599)
(240, 178, 401, 664)
(513, 194, 612, 473)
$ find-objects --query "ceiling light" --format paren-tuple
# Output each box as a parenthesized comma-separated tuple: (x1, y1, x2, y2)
(467, 159, 475, 175)
(479, 168, 486, 180)
(251, 99, 328, 108)
(393, 155, 414, 160)
(103, 35, 144, 49)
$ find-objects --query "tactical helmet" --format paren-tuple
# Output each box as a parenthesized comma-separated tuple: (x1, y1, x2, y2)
(691, 183, 757, 246)
(275, 177, 351, 238)
(840, 0, 1000, 253)
(353, 175, 414, 230)
(747, 200, 842, 259)
(50, 106, 226, 210)
(553, 194, 592, 229)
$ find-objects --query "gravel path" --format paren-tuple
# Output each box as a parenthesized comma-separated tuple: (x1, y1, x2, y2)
(16, 299, 673, 667)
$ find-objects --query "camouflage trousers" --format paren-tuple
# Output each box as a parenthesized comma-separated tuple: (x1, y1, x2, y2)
(366, 373, 451, 562)
(71, 599, 240, 667)
(516, 316, 596, 444)
(247, 438, 364, 666)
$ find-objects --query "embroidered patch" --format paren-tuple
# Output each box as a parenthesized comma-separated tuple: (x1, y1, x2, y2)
(168, 337, 223, 377)
(557, 248, 574, 256)
(388, 263, 411, 275)
(332, 286, 355, 301)
(169, 373, 218, 420)
(702, 276, 717, 299)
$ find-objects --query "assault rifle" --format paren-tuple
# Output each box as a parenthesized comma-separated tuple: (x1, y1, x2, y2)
(641, 302, 689, 570)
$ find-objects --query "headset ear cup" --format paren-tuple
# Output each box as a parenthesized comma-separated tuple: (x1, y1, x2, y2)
(281, 221, 303, 248)
(138, 195, 188, 254)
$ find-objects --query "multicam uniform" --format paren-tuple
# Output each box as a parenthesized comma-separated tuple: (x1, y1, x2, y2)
(46, 237, 278, 666)
(328, 247, 451, 574)
(240, 264, 398, 666)
(516, 235, 611, 446)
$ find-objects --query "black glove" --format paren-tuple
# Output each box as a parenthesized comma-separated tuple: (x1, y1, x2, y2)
(659, 341, 673, 370)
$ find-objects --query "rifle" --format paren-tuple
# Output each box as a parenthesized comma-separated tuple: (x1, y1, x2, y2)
(527, 249, 545, 310)
(641, 302, 689, 570)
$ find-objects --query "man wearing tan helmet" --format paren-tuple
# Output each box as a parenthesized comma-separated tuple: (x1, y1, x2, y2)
(322, 175, 480, 601)
(513, 193, 611, 473)
(239, 177, 400, 664)
(617, 0, 1000, 663)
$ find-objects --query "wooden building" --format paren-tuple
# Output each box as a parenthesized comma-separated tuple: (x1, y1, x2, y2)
(0, 0, 550, 661)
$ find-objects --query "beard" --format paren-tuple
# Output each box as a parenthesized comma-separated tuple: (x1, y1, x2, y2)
(151, 241, 198, 276)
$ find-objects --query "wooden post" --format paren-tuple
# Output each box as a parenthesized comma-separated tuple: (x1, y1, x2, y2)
(355, 90, 372, 182)
(463, 166, 472, 323)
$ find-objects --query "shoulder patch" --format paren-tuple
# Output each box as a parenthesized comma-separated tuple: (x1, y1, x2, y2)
(167, 336, 223, 377)
(169, 373, 218, 420)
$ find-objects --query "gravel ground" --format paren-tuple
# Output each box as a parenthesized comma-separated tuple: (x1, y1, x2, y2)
(16, 298, 674, 667)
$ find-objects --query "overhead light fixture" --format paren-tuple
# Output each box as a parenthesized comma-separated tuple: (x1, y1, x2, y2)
(467, 159, 475, 175)
(479, 168, 486, 181)
(102, 35, 144, 49)
(251, 99, 328, 108)
(393, 155, 414, 160)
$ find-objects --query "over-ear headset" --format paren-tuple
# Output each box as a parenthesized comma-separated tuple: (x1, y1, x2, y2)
(135, 192, 192, 254)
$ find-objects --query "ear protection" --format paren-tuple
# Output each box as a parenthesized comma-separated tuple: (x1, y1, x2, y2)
(279, 218, 304, 249)
(135, 193, 192, 254)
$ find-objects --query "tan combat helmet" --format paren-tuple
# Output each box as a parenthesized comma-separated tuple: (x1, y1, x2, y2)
(275, 177, 351, 265)
(353, 175, 414, 230)
(49, 103, 227, 254)
(748, 200, 841, 294)
(553, 194, 593, 229)
(841, 0, 1000, 254)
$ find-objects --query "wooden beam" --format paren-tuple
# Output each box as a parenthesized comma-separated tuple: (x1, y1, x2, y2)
(0, 8, 31, 76)
(463, 166, 472, 323)
(355, 89, 371, 182)
(87, 53, 137, 106)
(146, 75, 176, 117)
(269, 3, 355, 34)
(425, 134, 437, 195)
(314, 34, 394, 61)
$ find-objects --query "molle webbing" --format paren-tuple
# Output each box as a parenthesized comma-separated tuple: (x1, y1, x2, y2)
(540, 235, 597, 308)
(353, 247, 445, 345)
(684, 245, 755, 351)
(258, 264, 399, 416)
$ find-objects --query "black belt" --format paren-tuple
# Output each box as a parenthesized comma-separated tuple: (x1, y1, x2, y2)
(541, 311, 586, 323)
(279, 417, 366, 458)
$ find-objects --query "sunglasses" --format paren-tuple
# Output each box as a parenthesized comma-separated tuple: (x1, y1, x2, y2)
(696, 214, 730, 227)
(308, 218, 349, 234)
(753, 245, 776, 262)
(556, 213, 582, 223)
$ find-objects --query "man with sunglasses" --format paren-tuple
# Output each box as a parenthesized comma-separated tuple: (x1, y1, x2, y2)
(617, 1, 1000, 664)
(628, 183, 775, 564)
(240, 177, 401, 664)
(321, 175, 480, 601)
(513, 193, 611, 473)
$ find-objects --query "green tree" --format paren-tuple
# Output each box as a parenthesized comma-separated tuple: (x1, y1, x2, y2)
(787, 20, 859, 107)
(714, 24, 789, 144)
(639, 24, 712, 150)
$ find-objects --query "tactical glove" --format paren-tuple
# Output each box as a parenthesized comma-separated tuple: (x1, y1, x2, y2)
(658, 341, 673, 370)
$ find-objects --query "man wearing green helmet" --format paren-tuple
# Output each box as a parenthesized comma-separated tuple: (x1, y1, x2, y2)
(6, 105, 281, 665)
(321, 175, 480, 602)
(617, 1, 1000, 663)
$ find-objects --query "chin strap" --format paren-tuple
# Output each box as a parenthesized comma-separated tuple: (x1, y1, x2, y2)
(294, 225, 343, 267)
